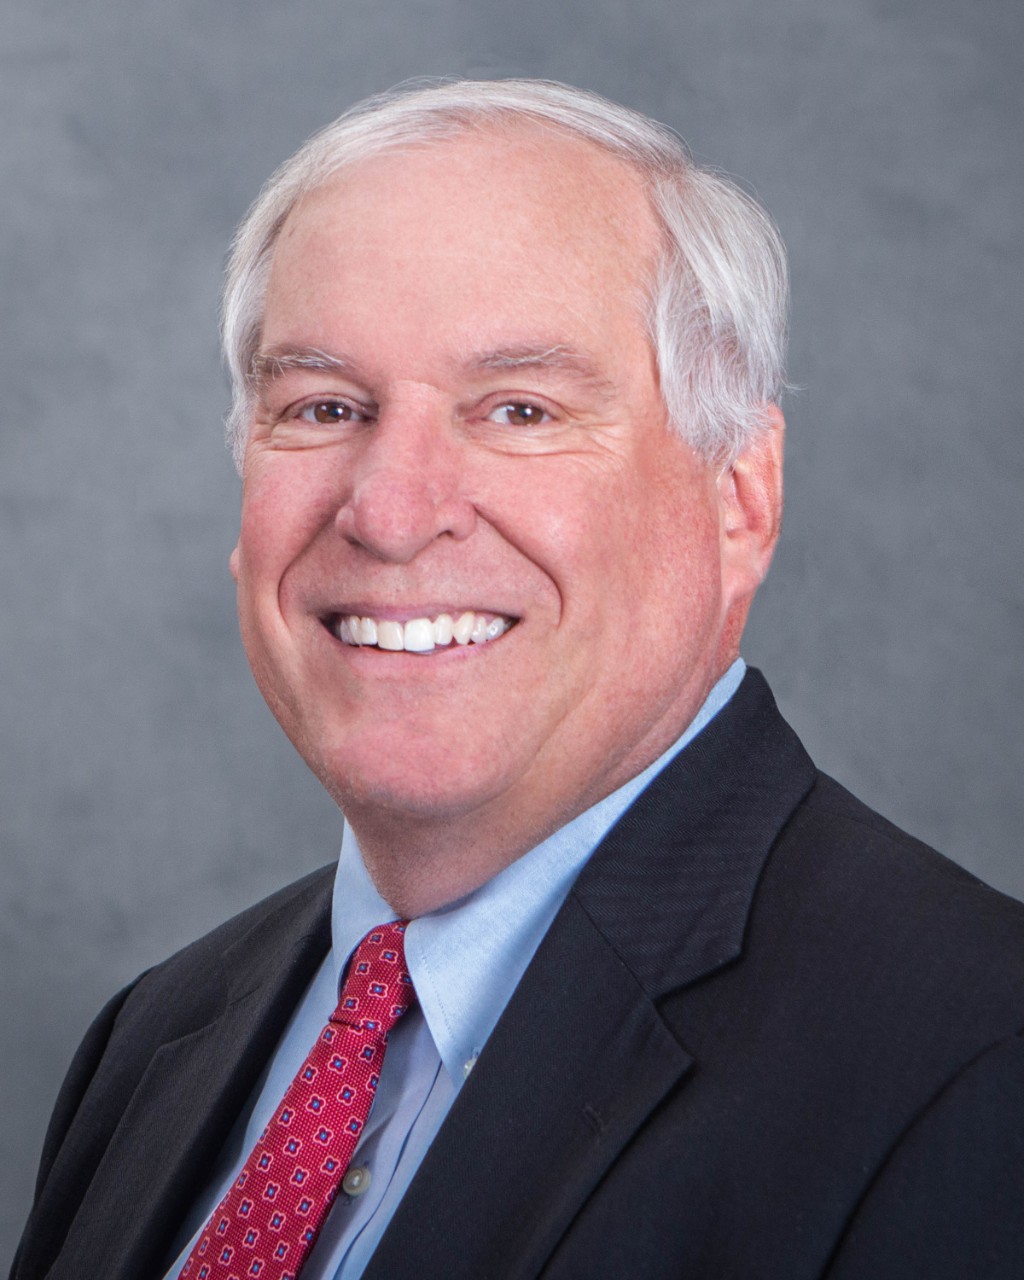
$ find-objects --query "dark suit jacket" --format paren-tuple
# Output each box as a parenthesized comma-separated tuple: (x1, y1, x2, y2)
(12, 670, 1024, 1279)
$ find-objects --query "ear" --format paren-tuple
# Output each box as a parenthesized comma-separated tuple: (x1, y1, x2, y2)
(229, 543, 241, 583)
(717, 404, 785, 607)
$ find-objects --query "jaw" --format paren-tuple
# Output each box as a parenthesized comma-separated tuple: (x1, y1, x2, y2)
(234, 519, 738, 916)
(266, 607, 546, 813)
(253, 573, 729, 821)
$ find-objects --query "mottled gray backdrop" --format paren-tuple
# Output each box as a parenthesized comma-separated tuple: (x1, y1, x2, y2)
(3, 0, 1021, 1262)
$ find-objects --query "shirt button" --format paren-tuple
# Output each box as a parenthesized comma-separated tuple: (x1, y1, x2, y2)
(342, 1165, 372, 1197)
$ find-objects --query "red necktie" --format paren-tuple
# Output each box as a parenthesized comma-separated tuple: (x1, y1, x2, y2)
(178, 920, 414, 1280)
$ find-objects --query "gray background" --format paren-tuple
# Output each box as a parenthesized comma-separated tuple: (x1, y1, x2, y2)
(3, 0, 1021, 1262)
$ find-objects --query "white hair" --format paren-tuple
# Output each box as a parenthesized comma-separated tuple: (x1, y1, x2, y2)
(222, 78, 788, 467)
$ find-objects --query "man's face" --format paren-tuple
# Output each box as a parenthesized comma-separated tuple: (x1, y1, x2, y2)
(232, 127, 778, 871)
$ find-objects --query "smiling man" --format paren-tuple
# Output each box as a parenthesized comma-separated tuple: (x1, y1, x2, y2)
(231, 116, 779, 919)
(13, 81, 1024, 1280)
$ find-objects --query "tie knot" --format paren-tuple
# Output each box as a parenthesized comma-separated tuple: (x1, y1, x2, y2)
(331, 920, 415, 1032)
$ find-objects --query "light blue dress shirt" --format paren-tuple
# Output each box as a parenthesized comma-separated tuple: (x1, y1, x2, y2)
(164, 660, 745, 1279)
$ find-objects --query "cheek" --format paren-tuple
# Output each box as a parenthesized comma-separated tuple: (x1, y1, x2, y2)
(486, 458, 638, 590)
(238, 458, 340, 583)
(628, 474, 725, 631)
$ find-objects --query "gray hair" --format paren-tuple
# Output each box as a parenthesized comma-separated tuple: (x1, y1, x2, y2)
(222, 78, 788, 467)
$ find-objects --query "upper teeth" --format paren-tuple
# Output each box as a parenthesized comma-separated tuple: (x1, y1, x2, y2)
(335, 611, 513, 653)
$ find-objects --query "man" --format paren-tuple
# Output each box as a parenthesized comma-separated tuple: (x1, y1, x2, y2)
(12, 79, 1024, 1279)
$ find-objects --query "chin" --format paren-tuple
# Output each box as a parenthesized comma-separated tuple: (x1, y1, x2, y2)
(309, 740, 513, 826)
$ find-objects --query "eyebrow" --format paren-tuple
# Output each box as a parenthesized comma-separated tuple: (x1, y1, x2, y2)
(251, 340, 618, 399)
(467, 343, 617, 398)
(251, 345, 357, 388)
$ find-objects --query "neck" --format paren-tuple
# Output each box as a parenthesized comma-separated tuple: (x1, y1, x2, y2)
(339, 778, 583, 918)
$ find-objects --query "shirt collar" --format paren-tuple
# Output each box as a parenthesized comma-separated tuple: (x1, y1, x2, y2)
(331, 658, 745, 1087)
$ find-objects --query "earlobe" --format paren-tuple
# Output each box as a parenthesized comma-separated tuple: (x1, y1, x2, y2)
(718, 404, 785, 593)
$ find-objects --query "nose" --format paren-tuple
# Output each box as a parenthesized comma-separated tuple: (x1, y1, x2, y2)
(335, 406, 477, 563)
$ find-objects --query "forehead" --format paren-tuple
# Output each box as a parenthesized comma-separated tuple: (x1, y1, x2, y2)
(263, 125, 663, 346)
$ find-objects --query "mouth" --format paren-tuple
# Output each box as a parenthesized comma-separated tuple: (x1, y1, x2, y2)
(323, 610, 517, 654)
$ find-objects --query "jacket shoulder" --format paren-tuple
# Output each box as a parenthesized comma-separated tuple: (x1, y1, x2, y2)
(151, 862, 337, 978)
(791, 772, 1024, 957)
(742, 770, 1024, 1067)
(12, 865, 335, 1280)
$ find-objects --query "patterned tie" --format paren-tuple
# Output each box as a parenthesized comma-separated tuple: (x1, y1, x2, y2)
(178, 921, 414, 1280)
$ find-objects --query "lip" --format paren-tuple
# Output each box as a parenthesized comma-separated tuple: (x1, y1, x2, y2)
(316, 625, 517, 673)
(318, 604, 520, 624)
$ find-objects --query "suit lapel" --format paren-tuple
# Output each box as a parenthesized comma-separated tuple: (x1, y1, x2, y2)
(572, 667, 817, 1001)
(45, 870, 334, 1280)
(365, 893, 692, 1280)
(367, 670, 816, 1279)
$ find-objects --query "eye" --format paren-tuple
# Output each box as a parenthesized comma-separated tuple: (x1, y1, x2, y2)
(486, 402, 552, 428)
(297, 399, 370, 425)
